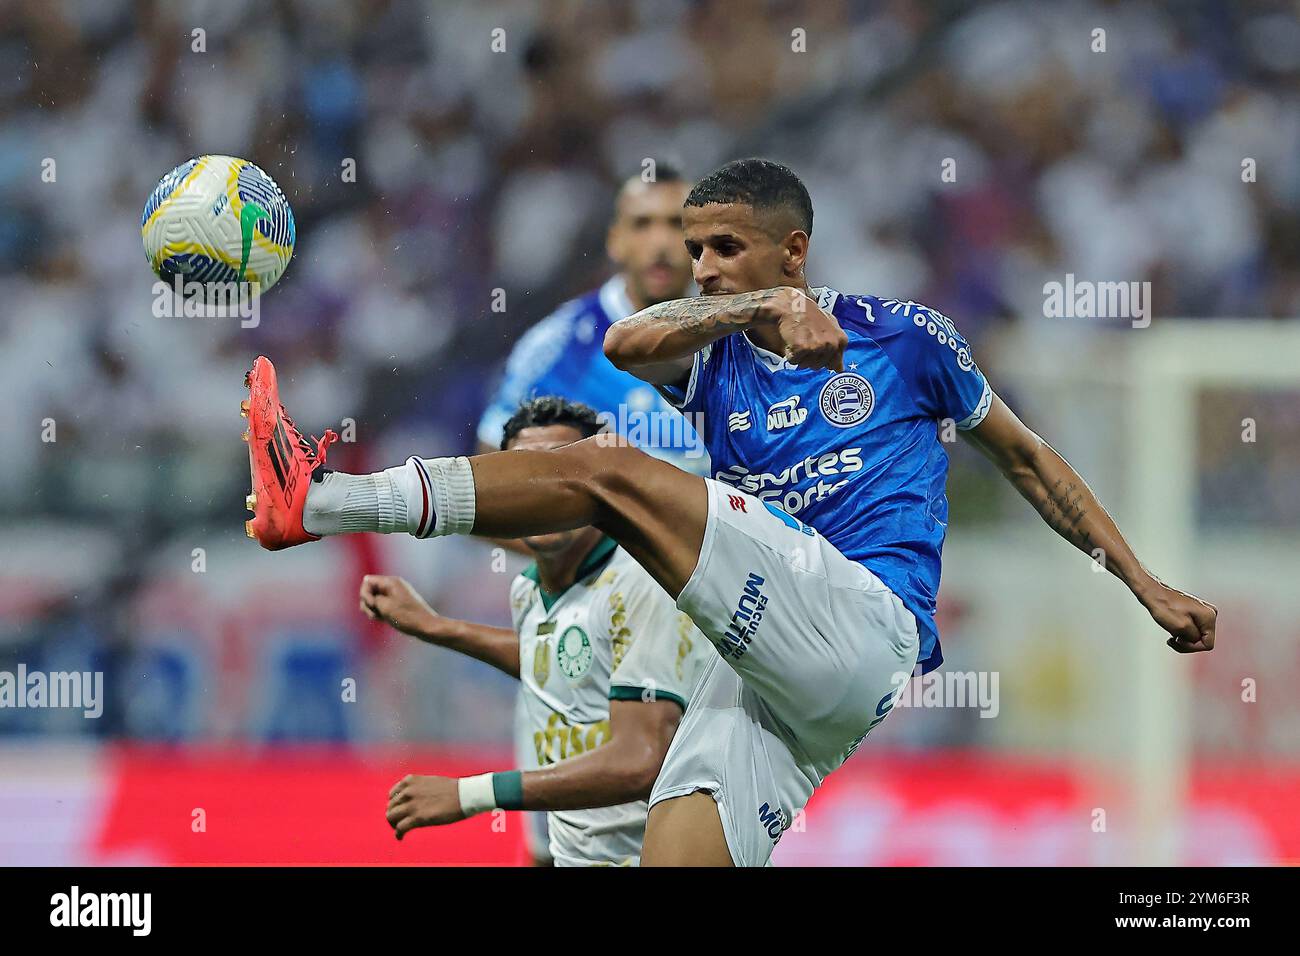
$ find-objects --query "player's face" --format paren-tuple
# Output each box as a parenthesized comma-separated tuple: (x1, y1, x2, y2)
(682, 202, 804, 295)
(607, 181, 693, 307)
(506, 424, 598, 555)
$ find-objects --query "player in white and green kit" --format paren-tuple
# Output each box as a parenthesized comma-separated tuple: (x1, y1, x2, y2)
(363, 397, 712, 865)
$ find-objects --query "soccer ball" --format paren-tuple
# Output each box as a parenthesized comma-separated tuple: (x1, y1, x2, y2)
(141, 155, 295, 299)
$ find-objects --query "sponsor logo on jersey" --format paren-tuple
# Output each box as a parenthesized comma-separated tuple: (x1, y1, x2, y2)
(728, 410, 752, 432)
(715, 446, 864, 515)
(757, 802, 788, 844)
(534, 712, 610, 765)
(556, 625, 593, 680)
(720, 573, 767, 660)
(819, 373, 875, 427)
(766, 395, 807, 431)
(727, 494, 748, 513)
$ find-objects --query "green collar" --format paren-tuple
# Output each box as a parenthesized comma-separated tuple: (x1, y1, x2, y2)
(522, 535, 619, 612)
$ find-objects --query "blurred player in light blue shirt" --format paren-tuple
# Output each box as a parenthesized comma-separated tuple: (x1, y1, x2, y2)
(477, 166, 707, 474)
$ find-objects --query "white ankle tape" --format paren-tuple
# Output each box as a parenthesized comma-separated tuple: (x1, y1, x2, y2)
(408, 456, 476, 538)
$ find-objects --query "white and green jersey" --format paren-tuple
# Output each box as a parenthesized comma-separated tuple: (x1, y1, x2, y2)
(509, 536, 712, 867)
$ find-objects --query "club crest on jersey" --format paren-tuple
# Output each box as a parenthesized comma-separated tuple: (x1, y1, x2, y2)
(557, 625, 593, 680)
(766, 396, 807, 431)
(728, 410, 752, 432)
(819, 373, 875, 427)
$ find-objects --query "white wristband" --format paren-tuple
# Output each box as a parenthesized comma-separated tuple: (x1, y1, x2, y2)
(457, 773, 497, 817)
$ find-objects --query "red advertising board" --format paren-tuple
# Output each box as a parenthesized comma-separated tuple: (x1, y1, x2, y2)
(3, 747, 1297, 865)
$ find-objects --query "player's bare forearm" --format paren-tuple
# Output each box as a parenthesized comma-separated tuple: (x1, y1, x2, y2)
(603, 289, 786, 384)
(359, 574, 520, 677)
(606, 285, 847, 380)
(426, 618, 521, 678)
(518, 699, 681, 811)
(964, 394, 1216, 651)
(385, 702, 680, 839)
(1008, 442, 1152, 596)
(966, 399, 1155, 594)
(606, 289, 779, 364)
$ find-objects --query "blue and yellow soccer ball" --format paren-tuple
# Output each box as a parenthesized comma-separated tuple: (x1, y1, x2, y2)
(141, 155, 295, 297)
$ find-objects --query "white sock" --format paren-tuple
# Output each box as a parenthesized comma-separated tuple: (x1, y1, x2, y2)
(303, 456, 476, 538)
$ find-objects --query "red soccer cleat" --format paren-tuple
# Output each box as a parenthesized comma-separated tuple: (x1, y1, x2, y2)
(241, 355, 338, 550)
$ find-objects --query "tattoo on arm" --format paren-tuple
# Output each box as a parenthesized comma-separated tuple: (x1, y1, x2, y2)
(621, 289, 778, 336)
(1041, 477, 1095, 553)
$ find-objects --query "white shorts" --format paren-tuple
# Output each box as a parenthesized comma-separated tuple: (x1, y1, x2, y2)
(648, 479, 920, 866)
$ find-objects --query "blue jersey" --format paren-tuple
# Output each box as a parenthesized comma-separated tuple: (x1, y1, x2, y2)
(660, 288, 992, 673)
(478, 276, 706, 472)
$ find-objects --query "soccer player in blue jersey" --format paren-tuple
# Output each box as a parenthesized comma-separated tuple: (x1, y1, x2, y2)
(246, 158, 1217, 867)
(476, 165, 704, 471)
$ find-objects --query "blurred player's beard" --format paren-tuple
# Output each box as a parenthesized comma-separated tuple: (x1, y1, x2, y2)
(634, 258, 690, 306)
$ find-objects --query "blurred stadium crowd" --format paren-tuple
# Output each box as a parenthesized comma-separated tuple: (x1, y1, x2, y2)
(1, 0, 1297, 746)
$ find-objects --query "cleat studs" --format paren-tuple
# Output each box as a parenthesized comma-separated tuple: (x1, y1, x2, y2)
(245, 520, 256, 539)
(240, 399, 249, 418)
(245, 493, 257, 512)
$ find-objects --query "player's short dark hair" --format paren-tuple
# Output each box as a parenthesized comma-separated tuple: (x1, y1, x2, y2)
(685, 158, 813, 236)
(500, 396, 604, 450)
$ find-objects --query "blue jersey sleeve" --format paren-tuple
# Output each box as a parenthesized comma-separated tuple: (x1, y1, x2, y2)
(476, 307, 578, 447)
(873, 299, 992, 430)
(653, 342, 713, 416)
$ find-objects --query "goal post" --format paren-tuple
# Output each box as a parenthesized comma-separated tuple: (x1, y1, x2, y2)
(1124, 322, 1300, 864)
(948, 320, 1300, 865)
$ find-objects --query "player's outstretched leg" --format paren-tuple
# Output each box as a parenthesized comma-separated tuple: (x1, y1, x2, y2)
(241, 355, 845, 867)
(243, 355, 707, 596)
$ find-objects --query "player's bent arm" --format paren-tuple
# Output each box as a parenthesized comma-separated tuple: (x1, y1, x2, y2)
(602, 290, 776, 379)
(386, 699, 682, 839)
(961, 393, 1217, 653)
(423, 618, 521, 678)
(359, 574, 520, 677)
(604, 286, 844, 381)
(508, 698, 682, 810)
